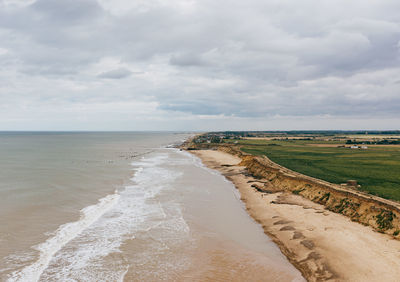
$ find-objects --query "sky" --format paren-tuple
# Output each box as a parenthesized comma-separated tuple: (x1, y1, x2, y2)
(0, 0, 399, 131)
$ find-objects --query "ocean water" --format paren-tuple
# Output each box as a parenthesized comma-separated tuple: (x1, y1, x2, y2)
(0, 132, 303, 281)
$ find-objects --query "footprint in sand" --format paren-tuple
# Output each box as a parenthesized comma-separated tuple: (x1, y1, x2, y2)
(280, 226, 296, 231)
(301, 240, 315, 249)
(293, 231, 305, 239)
(273, 220, 292, 225)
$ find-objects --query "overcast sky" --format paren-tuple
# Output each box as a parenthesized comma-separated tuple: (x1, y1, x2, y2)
(0, 0, 399, 131)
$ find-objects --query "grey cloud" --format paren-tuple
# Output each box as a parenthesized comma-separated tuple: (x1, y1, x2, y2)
(169, 53, 206, 67)
(0, 0, 400, 130)
(31, 0, 103, 24)
(98, 68, 132, 79)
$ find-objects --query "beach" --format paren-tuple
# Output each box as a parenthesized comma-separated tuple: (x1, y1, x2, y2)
(5, 132, 399, 281)
(191, 149, 400, 281)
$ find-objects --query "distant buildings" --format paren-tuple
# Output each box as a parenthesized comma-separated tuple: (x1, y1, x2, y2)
(350, 145, 368, 149)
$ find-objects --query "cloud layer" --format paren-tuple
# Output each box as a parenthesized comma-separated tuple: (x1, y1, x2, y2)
(0, 0, 399, 130)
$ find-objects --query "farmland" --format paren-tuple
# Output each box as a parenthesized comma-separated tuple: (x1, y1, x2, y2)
(218, 134, 400, 201)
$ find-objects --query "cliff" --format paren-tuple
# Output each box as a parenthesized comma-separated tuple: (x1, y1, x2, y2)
(191, 144, 400, 237)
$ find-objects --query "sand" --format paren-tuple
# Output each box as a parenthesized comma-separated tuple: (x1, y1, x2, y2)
(191, 149, 400, 282)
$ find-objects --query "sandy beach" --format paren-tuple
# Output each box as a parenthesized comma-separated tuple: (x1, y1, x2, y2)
(191, 149, 400, 282)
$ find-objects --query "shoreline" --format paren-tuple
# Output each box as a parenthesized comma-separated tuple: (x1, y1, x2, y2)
(190, 148, 400, 282)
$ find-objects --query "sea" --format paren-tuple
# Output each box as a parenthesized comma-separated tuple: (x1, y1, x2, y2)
(0, 132, 303, 281)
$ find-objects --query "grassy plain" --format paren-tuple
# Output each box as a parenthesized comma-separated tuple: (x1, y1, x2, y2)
(224, 138, 400, 201)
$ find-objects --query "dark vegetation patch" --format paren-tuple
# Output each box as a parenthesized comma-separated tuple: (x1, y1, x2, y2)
(330, 198, 360, 215)
(376, 210, 395, 230)
(292, 188, 305, 195)
(318, 192, 330, 204)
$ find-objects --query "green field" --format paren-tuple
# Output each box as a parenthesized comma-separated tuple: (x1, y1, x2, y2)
(225, 139, 400, 201)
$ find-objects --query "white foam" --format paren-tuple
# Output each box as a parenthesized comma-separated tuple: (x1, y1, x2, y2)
(7, 150, 192, 281)
(118, 266, 129, 282)
(7, 192, 120, 282)
(7, 151, 190, 281)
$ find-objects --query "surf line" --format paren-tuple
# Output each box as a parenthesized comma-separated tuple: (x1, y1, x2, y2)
(8, 192, 120, 282)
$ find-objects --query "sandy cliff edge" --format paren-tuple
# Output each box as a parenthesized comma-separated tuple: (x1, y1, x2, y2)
(190, 148, 400, 282)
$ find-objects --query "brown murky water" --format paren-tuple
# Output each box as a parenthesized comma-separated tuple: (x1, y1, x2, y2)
(0, 133, 303, 281)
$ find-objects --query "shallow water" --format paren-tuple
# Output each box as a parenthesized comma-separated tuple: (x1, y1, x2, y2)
(0, 132, 303, 281)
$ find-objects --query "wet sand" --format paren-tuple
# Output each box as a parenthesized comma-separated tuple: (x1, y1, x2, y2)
(117, 149, 304, 282)
(192, 149, 400, 282)
(122, 235, 302, 282)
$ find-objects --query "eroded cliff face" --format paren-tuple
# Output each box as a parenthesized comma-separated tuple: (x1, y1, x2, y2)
(203, 144, 400, 237)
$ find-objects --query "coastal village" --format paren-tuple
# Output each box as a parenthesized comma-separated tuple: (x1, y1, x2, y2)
(194, 131, 400, 149)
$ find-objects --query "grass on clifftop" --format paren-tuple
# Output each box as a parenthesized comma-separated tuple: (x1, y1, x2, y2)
(225, 139, 400, 201)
